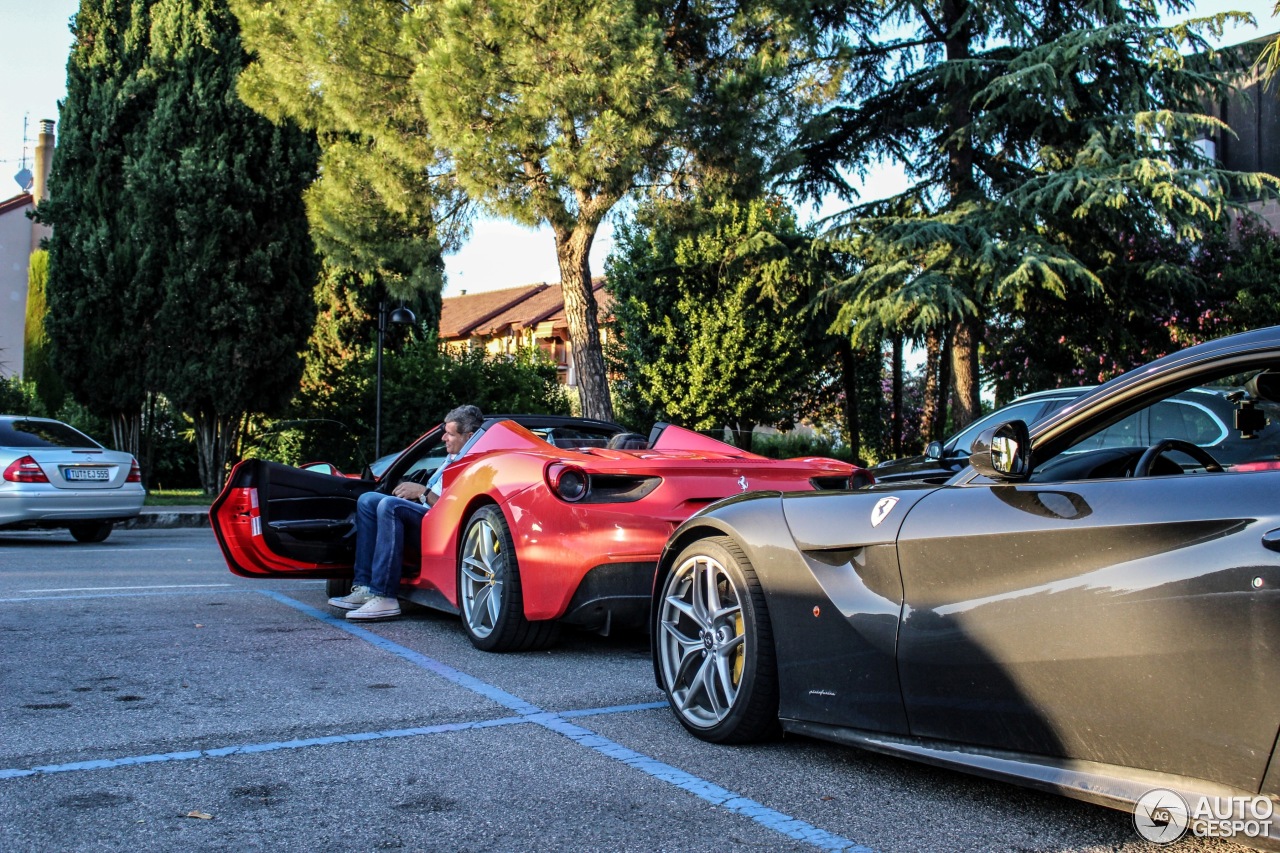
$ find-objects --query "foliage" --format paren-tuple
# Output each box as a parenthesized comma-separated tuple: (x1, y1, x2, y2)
(0, 377, 42, 415)
(230, 0, 854, 422)
(985, 217, 1280, 402)
(22, 250, 65, 415)
(793, 2, 1277, 427)
(1173, 217, 1280, 344)
(40, 0, 320, 493)
(607, 196, 839, 441)
(139, 0, 319, 494)
(1260, 3, 1280, 78)
(38, 0, 156, 449)
(275, 331, 570, 472)
(748, 429, 858, 463)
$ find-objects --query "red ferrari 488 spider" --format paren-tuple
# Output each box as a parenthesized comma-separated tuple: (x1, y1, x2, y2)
(211, 415, 867, 651)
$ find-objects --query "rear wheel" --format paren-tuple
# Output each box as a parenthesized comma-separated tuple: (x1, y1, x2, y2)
(326, 578, 353, 598)
(69, 522, 113, 543)
(655, 536, 778, 743)
(458, 505, 559, 652)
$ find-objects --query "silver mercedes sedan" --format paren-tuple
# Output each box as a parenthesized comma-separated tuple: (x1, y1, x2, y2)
(0, 415, 145, 542)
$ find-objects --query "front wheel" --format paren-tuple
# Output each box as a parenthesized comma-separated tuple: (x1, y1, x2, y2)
(457, 506, 559, 652)
(69, 522, 113, 543)
(655, 536, 778, 743)
(326, 578, 353, 598)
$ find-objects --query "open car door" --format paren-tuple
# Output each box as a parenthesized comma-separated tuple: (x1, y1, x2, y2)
(211, 458, 375, 579)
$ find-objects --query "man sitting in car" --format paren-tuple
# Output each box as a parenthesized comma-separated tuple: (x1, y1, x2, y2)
(327, 404, 484, 620)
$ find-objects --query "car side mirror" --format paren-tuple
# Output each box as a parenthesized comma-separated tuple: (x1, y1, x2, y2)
(924, 440, 944, 461)
(970, 420, 1031, 481)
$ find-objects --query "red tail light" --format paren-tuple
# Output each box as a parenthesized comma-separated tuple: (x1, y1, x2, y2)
(3, 456, 49, 483)
(127, 457, 142, 483)
(546, 462, 589, 502)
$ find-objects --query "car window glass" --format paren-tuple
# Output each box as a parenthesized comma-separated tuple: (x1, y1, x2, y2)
(0, 419, 101, 449)
(1071, 410, 1143, 452)
(1037, 378, 1280, 480)
(951, 399, 1052, 452)
(1149, 400, 1225, 446)
(403, 437, 449, 479)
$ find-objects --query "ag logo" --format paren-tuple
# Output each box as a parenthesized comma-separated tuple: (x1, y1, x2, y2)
(870, 496, 898, 527)
(737, 475, 749, 492)
(1133, 788, 1189, 844)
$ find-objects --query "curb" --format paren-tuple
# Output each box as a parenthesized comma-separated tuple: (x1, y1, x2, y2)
(125, 507, 212, 530)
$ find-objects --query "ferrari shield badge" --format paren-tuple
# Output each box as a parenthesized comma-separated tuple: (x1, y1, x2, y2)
(870, 496, 899, 527)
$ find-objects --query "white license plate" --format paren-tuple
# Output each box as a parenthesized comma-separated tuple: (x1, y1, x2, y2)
(66, 468, 110, 482)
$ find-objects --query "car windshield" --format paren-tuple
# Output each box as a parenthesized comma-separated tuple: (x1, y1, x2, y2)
(0, 419, 101, 449)
(950, 397, 1077, 454)
(1062, 383, 1280, 466)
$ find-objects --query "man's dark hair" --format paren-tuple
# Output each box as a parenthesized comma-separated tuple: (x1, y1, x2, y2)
(445, 404, 484, 435)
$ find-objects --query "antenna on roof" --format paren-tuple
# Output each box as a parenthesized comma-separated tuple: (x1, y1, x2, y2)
(13, 114, 33, 191)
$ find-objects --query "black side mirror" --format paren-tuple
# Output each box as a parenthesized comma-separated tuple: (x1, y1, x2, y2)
(970, 420, 1032, 481)
(1246, 370, 1280, 403)
(924, 440, 944, 461)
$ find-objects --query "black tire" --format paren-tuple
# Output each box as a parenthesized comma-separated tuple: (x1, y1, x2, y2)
(457, 505, 559, 652)
(326, 577, 353, 598)
(654, 536, 779, 743)
(69, 522, 113, 543)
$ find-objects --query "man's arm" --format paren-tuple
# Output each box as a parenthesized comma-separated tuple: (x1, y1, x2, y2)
(391, 481, 429, 503)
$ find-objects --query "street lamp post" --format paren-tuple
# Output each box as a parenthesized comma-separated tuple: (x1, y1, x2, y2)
(374, 296, 416, 460)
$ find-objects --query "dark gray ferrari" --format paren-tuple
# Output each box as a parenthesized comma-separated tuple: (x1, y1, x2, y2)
(651, 326, 1280, 845)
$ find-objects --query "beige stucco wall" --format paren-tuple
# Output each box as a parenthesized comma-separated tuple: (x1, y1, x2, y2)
(1250, 197, 1280, 234)
(0, 198, 35, 380)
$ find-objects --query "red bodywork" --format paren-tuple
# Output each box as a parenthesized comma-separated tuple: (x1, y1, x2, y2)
(212, 420, 863, 624)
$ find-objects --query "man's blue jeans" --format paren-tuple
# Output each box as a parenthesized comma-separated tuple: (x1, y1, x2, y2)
(353, 490, 428, 597)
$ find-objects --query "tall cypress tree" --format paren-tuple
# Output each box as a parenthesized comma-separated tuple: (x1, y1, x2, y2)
(39, 0, 156, 454)
(134, 0, 318, 493)
(41, 0, 318, 492)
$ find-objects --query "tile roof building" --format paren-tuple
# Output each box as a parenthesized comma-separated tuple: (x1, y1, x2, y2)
(438, 279, 613, 387)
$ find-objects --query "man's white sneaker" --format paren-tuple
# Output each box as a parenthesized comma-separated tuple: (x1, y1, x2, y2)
(346, 595, 401, 621)
(328, 584, 375, 610)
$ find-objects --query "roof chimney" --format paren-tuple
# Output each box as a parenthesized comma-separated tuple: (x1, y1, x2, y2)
(32, 119, 55, 205)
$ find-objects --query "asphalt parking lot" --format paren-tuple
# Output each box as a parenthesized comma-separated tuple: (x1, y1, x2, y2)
(0, 527, 1258, 852)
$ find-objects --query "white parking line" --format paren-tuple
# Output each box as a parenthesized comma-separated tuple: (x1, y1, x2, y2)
(19, 583, 233, 593)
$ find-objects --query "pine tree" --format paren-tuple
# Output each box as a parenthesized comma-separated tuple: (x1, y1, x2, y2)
(792, 1, 1275, 428)
(231, 0, 853, 423)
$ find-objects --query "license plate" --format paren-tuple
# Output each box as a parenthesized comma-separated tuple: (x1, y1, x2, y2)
(66, 467, 110, 481)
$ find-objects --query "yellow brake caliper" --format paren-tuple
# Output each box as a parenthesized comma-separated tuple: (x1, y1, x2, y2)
(732, 613, 745, 685)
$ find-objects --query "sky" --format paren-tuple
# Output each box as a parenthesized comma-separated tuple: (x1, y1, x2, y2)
(1, 0, 1276, 298)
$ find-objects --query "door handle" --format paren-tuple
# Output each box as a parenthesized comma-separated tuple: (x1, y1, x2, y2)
(1262, 529, 1280, 552)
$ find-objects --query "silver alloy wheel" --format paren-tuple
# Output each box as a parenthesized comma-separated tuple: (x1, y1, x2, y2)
(657, 550, 747, 728)
(460, 513, 505, 639)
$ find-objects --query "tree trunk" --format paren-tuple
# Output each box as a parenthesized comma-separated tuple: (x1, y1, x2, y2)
(937, 331, 952, 438)
(950, 319, 981, 429)
(109, 410, 141, 458)
(193, 409, 242, 495)
(837, 337, 861, 463)
(919, 326, 943, 444)
(554, 223, 615, 423)
(890, 334, 903, 458)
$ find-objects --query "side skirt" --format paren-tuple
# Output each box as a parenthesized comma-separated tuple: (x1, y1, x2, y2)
(782, 718, 1277, 824)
